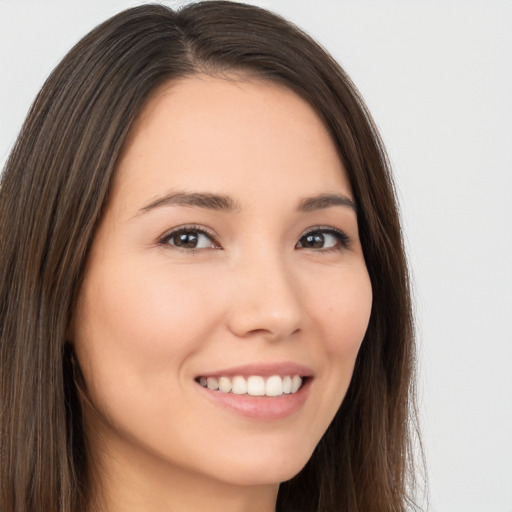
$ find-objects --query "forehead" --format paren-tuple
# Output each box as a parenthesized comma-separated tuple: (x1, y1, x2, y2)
(112, 75, 352, 213)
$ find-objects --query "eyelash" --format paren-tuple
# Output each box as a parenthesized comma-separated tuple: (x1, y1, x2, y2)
(297, 226, 350, 252)
(158, 224, 220, 252)
(157, 224, 350, 253)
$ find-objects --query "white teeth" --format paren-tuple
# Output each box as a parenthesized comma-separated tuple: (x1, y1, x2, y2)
(206, 377, 218, 390)
(265, 375, 283, 396)
(291, 375, 302, 393)
(247, 376, 265, 396)
(282, 375, 292, 394)
(198, 374, 304, 397)
(218, 376, 232, 393)
(232, 376, 247, 394)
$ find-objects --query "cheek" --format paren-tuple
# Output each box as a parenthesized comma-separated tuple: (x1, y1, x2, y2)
(307, 263, 372, 413)
(72, 261, 223, 402)
(277, 263, 372, 460)
(309, 265, 373, 357)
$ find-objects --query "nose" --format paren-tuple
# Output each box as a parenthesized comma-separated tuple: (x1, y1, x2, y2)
(226, 252, 304, 341)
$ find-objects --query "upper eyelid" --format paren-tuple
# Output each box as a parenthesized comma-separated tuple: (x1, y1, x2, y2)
(300, 225, 348, 237)
(297, 226, 351, 249)
(158, 224, 219, 244)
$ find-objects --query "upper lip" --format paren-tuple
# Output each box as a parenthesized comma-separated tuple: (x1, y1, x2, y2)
(196, 361, 314, 378)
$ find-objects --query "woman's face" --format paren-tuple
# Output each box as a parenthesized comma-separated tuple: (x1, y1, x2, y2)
(71, 76, 372, 489)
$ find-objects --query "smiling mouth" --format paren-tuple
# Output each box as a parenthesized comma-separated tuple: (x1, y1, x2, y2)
(196, 375, 304, 397)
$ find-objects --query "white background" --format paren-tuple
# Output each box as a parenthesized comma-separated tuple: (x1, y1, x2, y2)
(1, 1, 511, 511)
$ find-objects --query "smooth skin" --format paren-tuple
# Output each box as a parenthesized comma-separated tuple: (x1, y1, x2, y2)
(70, 75, 373, 512)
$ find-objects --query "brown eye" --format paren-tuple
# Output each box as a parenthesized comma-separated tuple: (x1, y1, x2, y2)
(296, 229, 349, 250)
(172, 232, 200, 248)
(300, 232, 325, 249)
(163, 228, 218, 250)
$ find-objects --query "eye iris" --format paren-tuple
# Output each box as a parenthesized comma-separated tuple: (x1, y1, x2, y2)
(303, 232, 325, 248)
(174, 232, 198, 248)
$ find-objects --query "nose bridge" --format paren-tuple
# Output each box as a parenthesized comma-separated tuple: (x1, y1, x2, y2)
(227, 245, 303, 340)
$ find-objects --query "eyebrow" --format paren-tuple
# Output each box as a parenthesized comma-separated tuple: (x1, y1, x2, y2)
(138, 191, 356, 215)
(140, 192, 241, 213)
(298, 193, 357, 213)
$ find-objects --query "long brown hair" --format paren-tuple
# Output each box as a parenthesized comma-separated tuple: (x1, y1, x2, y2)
(0, 2, 421, 511)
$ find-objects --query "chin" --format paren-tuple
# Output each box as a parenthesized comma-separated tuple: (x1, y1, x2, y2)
(204, 443, 315, 487)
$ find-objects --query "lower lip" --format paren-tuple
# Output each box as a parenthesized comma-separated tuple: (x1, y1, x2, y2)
(197, 378, 312, 420)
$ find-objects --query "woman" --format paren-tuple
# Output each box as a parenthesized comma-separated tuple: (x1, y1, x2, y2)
(0, 2, 420, 511)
